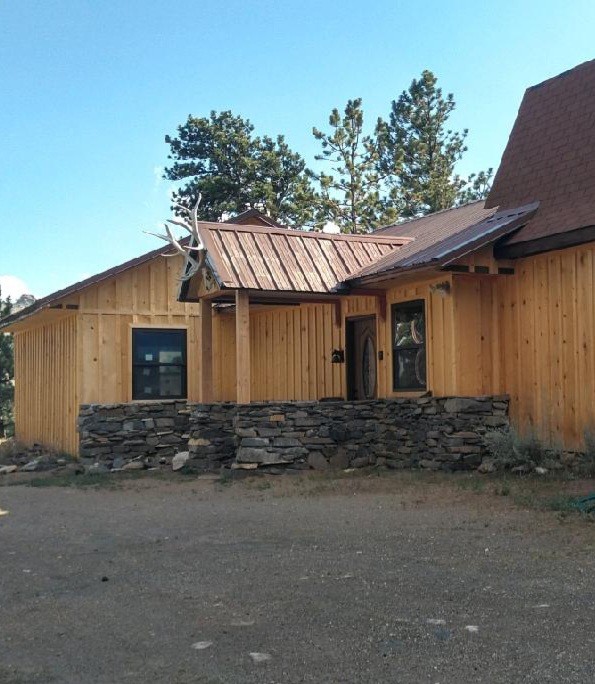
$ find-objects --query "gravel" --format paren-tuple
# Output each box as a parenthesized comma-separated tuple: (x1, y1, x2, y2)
(1, 474, 594, 683)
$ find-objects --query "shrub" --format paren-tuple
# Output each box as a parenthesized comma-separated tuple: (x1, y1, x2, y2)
(581, 427, 595, 478)
(483, 428, 549, 468)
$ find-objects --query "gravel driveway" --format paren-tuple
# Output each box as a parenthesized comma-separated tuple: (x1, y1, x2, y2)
(1, 472, 594, 683)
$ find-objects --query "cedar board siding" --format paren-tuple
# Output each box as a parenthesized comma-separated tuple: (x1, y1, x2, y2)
(13, 314, 78, 455)
(213, 275, 459, 404)
(12, 242, 595, 453)
(492, 242, 595, 449)
(76, 255, 200, 405)
(12, 255, 201, 453)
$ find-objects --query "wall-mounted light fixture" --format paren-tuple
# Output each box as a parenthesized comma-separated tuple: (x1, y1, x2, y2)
(429, 281, 451, 297)
(331, 349, 345, 364)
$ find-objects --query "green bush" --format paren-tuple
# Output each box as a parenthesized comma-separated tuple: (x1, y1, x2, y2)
(483, 428, 549, 468)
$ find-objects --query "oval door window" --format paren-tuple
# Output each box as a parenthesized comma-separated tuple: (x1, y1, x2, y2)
(362, 334, 377, 399)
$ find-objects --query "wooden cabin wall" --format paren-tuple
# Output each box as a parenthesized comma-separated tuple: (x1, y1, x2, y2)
(239, 277, 458, 403)
(249, 303, 344, 401)
(490, 243, 595, 449)
(13, 314, 78, 455)
(76, 255, 201, 404)
(379, 276, 458, 398)
(212, 311, 236, 401)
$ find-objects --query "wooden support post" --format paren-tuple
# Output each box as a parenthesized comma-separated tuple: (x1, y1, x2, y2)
(199, 299, 213, 402)
(235, 290, 251, 404)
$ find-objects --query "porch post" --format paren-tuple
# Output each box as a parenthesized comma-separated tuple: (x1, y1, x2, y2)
(235, 289, 251, 404)
(199, 299, 213, 402)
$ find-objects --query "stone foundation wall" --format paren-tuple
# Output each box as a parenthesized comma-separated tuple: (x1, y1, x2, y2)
(77, 396, 509, 473)
(78, 401, 190, 468)
(186, 403, 237, 471)
(232, 397, 509, 471)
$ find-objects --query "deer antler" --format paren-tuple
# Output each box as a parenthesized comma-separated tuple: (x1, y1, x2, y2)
(145, 194, 206, 280)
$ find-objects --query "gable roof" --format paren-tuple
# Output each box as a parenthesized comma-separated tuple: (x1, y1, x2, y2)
(0, 240, 183, 331)
(349, 203, 538, 283)
(377, 199, 495, 241)
(486, 59, 595, 246)
(195, 221, 410, 294)
(225, 208, 285, 228)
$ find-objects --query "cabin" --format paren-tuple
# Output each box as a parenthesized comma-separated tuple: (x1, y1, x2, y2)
(4, 59, 595, 465)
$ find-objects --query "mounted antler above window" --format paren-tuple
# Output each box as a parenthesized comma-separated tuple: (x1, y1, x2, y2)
(145, 195, 205, 280)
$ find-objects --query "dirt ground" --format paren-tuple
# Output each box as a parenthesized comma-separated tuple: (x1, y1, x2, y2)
(1, 470, 595, 684)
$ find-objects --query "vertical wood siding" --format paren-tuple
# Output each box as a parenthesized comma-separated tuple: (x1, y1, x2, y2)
(77, 255, 201, 404)
(13, 315, 78, 455)
(13, 254, 201, 453)
(491, 243, 595, 448)
(238, 277, 457, 403)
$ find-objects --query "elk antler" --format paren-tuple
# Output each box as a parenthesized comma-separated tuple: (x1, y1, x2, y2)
(145, 194, 206, 280)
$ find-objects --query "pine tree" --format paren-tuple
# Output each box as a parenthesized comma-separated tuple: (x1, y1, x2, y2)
(164, 111, 316, 225)
(0, 291, 14, 438)
(377, 70, 491, 217)
(312, 99, 386, 233)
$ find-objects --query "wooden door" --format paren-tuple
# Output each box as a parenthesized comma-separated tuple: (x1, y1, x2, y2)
(346, 316, 377, 400)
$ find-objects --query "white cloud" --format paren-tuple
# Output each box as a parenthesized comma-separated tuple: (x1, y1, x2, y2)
(0, 275, 32, 300)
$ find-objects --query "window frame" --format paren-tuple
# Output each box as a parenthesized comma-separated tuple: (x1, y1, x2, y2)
(131, 327, 188, 401)
(391, 299, 427, 392)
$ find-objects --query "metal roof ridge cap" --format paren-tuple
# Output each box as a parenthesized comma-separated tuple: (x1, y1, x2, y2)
(202, 222, 412, 244)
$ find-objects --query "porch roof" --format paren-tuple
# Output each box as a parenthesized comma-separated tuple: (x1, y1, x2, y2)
(195, 222, 410, 294)
(347, 202, 539, 284)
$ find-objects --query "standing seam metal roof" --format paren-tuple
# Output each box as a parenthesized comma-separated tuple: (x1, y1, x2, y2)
(195, 222, 411, 293)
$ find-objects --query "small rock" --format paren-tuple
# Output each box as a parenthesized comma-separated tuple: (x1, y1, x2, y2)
(20, 459, 40, 472)
(535, 466, 548, 475)
(308, 452, 329, 470)
(477, 459, 497, 474)
(329, 448, 351, 470)
(172, 451, 190, 471)
(111, 457, 124, 471)
(191, 641, 213, 650)
(350, 456, 369, 469)
(0, 465, 18, 475)
(86, 462, 109, 475)
(511, 463, 533, 474)
(122, 460, 145, 471)
(231, 462, 258, 470)
(249, 652, 271, 663)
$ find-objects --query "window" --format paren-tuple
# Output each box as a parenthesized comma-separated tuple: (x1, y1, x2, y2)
(392, 300, 426, 391)
(132, 328, 187, 400)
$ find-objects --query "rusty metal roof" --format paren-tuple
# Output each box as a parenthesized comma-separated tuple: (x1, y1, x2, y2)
(376, 200, 496, 243)
(195, 222, 410, 294)
(349, 203, 539, 283)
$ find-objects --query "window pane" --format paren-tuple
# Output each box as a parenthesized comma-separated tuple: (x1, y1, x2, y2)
(133, 329, 186, 364)
(394, 304, 425, 348)
(394, 349, 426, 390)
(131, 329, 187, 400)
(133, 366, 185, 399)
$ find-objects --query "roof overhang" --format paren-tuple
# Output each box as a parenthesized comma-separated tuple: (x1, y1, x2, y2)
(346, 202, 539, 288)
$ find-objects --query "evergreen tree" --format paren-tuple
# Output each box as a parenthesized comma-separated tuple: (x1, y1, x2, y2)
(377, 70, 491, 217)
(458, 168, 494, 204)
(312, 99, 386, 233)
(0, 291, 14, 438)
(164, 111, 316, 225)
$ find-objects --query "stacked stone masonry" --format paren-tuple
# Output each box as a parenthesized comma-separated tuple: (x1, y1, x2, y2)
(78, 401, 190, 468)
(186, 396, 509, 472)
(78, 396, 509, 472)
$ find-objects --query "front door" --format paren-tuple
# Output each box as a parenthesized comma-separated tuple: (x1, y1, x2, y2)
(346, 316, 377, 400)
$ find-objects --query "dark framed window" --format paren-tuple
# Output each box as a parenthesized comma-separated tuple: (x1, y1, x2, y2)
(132, 328, 187, 400)
(392, 300, 426, 391)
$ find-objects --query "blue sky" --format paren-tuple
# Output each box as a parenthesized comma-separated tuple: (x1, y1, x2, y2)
(1, 0, 594, 299)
